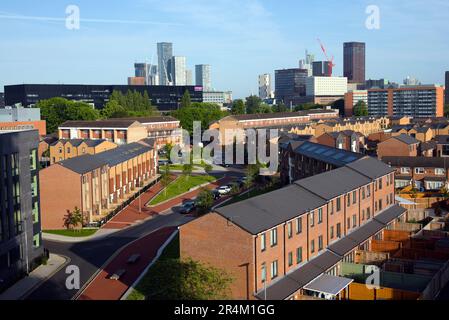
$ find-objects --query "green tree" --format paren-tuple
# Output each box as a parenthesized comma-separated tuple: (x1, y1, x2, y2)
(195, 188, 214, 215)
(245, 95, 262, 114)
(139, 258, 233, 300)
(63, 207, 83, 231)
(160, 164, 171, 196)
(294, 102, 323, 111)
(273, 103, 288, 113)
(101, 100, 128, 118)
(353, 100, 368, 116)
(104, 90, 158, 118)
(171, 102, 228, 134)
(444, 104, 449, 117)
(181, 90, 192, 109)
(231, 99, 245, 115)
(182, 164, 193, 181)
(38, 98, 100, 133)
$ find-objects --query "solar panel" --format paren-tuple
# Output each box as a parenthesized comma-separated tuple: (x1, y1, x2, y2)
(314, 147, 327, 154)
(332, 153, 345, 160)
(344, 156, 357, 163)
(323, 150, 335, 156)
(307, 146, 318, 152)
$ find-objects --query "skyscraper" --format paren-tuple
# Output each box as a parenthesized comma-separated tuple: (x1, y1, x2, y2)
(157, 42, 173, 85)
(185, 69, 193, 86)
(312, 61, 331, 77)
(343, 42, 366, 84)
(299, 50, 314, 76)
(134, 63, 150, 83)
(274, 68, 308, 105)
(170, 56, 187, 85)
(258, 74, 272, 100)
(195, 64, 211, 91)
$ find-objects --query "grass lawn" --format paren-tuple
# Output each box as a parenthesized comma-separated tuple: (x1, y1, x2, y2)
(127, 234, 180, 300)
(43, 228, 98, 237)
(149, 174, 218, 205)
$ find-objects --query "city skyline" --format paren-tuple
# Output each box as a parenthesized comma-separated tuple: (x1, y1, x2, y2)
(0, 0, 448, 99)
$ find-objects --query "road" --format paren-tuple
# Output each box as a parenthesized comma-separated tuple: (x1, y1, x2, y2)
(28, 170, 244, 300)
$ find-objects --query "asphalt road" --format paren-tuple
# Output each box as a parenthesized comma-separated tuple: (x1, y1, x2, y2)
(27, 169, 244, 300)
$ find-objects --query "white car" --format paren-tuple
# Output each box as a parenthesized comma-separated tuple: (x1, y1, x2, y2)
(217, 185, 232, 195)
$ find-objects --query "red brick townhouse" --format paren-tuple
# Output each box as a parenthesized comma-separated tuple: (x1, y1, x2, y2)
(377, 134, 420, 158)
(180, 156, 405, 300)
(381, 156, 449, 191)
(316, 130, 365, 153)
(39, 140, 158, 229)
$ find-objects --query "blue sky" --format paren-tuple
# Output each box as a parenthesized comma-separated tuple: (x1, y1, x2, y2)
(0, 0, 448, 98)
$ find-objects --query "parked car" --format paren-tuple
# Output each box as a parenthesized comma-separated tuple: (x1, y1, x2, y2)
(109, 269, 126, 280)
(216, 185, 232, 195)
(179, 201, 196, 214)
(211, 189, 221, 200)
(127, 254, 141, 264)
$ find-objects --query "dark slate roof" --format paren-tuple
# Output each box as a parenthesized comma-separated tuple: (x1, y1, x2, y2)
(215, 184, 327, 235)
(390, 125, 413, 133)
(50, 139, 108, 147)
(59, 119, 139, 128)
(420, 140, 437, 151)
(434, 135, 449, 144)
(393, 134, 420, 145)
(59, 142, 150, 174)
(292, 141, 363, 167)
(345, 156, 395, 179)
(138, 138, 156, 148)
(295, 166, 371, 200)
(373, 205, 407, 225)
(113, 116, 179, 123)
(382, 156, 449, 169)
(226, 109, 336, 122)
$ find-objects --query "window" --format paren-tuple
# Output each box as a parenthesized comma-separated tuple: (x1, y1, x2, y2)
(288, 252, 293, 267)
(59, 148, 62, 154)
(30, 149, 37, 170)
(261, 233, 266, 252)
(33, 234, 40, 248)
(336, 223, 341, 238)
(378, 178, 383, 190)
(311, 240, 315, 253)
(362, 209, 365, 220)
(67, 147, 71, 153)
(347, 218, 351, 230)
(346, 194, 350, 207)
(318, 208, 323, 224)
(261, 263, 267, 282)
(367, 207, 371, 219)
(330, 226, 334, 239)
(336, 197, 341, 211)
(318, 236, 323, 251)
(310, 211, 315, 227)
(401, 167, 410, 174)
(270, 229, 277, 247)
(435, 168, 445, 175)
(353, 191, 357, 204)
(352, 215, 357, 228)
(329, 200, 334, 215)
(296, 217, 302, 234)
(287, 222, 292, 238)
(270, 260, 278, 279)
(296, 247, 303, 264)
(366, 186, 371, 198)
(362, 188, 365, 200)
(415, 167, 425, 174)
(379, 199, 383, 211)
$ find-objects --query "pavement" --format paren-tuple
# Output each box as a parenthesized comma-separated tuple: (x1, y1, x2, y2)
(77, 227, 176, 300)
(26, 170, 244, 300)
(42, 228, 118, 243)
(0, 253, 67, 300)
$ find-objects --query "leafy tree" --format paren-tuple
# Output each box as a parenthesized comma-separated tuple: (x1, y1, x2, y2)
(104, 90, 158, 118)
(196, 188, 214, 215)
(139, 258, 233, 300)
(231, 99, 245, 115)
(101, 100, 128, 118)
(182, 164, 193, 181)
(181, 90, 192, 109)
(230, 183, 240, 195)
(294, 102, 323, 111)
(204, 163, 213, 173)
(245, 95, 262, 114)
(353, 100, 368, 116)
(38, 98, 100, 134)
(444, 104, 449, 118)
(273, 103, 288, 113)
(63, 207, 83, 231)
(160, 164, 171, 196)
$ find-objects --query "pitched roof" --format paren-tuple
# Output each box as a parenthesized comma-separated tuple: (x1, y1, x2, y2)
(112, 116, 179, 124)
(434, 135, 449, 144)
(50, 139, 108, 147)
(58, 142, 151, 174)
(224, 109, 337, 122)
(345, 156, 395, 179)
(215, 184, 327, 235)
(291, 141, 363, 167)
(382, 156, 449, 169)
(294, 167, 371, 200)
(393, 134, 420, 145)
(59, 119, 139, 128)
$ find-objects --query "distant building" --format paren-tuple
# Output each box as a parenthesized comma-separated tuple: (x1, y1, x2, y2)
(0, 129, 44, 292)
(444, 71, 449, 104)
(202, 91, 233, 106)
(403, 76, 421, 86)
(127, 77, 146, 86)
(306, 76, 348, 105)
(5, 84, 203, 111)
(195, 64, 211, 91)
(312, 61, 331, 77)
(258, 74, 273, 100)
(185, 69, 193, 86)
(344, 90, 368, 117)
(299, 50, 314, 76)
(367, 85, 444, 118)
(274, 68, 308, 106)
(157, 42, 173, 86)
(365, 79, 391, 90)
(170, 56, 187, 86)
(0, 106, 40, 122)
(343, 42, 366, 84)
(0, 92, 4, 108)
(49, 139, 117, 164)
(377, 134, 420, 158)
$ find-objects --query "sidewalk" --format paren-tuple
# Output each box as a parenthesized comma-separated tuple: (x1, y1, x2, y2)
(77, 227, 176, 300)
(0, 254, 67, 300)
(42, 228, 118, 243)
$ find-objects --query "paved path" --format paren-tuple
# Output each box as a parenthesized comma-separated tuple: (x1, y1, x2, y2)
(42, 229, 118, 243)
(77, 227, 176, 300)
(0, 254, 67, 300)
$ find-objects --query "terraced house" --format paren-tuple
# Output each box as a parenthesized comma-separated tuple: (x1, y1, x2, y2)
(39, 140, 157, 230)
(49, 139, 117, 164)
(180, 156, 401, 300)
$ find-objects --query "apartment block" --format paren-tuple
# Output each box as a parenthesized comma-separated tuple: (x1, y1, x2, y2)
(49, 139, 117, 164)
(377, 134, 420, 158)
(306, 76, 348, 105)
(180, 156, 399, 300)
(382, 156, 449, 191)
(368, 86, 444, 118)
(39, 141, 158, 229)
(0, 129, 44, 292)
(58, 119, 147, 145)
(344, 90, 368, 117)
